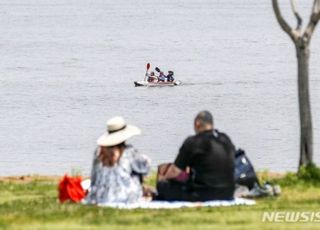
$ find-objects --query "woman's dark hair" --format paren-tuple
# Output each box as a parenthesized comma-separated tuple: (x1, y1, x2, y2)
(113, 142, 126, 149)
(100, 142, 126, 167)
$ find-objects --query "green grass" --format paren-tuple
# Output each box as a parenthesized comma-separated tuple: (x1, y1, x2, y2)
(1, 168, 320, 230)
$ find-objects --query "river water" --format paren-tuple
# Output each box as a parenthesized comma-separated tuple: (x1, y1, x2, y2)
(0, 0, 319, 175)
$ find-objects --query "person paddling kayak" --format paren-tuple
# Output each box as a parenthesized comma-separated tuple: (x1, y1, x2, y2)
(167, 71, 175, 82)
(147, 72, 157, 82)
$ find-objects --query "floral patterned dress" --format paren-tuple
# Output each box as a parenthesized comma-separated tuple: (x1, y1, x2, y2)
(85, 145, 151, 204)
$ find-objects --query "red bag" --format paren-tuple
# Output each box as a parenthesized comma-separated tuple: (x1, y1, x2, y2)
(58, 175, 86, 203)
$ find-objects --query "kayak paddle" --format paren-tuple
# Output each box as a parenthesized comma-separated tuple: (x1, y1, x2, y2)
(144, 63, 151, 81)
(155, 67, 161, 73)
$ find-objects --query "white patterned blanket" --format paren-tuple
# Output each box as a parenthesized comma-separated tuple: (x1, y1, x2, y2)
(97, 198, 255, 209)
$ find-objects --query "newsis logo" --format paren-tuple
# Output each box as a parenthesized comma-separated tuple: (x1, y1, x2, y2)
(262, 211, 320, 223)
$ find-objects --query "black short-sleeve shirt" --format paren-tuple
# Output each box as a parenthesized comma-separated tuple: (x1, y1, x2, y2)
(174, 130, 235, 192)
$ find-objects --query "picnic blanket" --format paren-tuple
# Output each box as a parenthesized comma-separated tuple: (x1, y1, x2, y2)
(97, 198, 256, 209)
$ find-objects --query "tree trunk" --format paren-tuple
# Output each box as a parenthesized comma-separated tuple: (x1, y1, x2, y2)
(272, 0, 319, 171)
(296, 43, 313, 167)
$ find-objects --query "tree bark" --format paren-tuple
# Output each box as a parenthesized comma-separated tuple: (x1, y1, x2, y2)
(296, 43, 313, 166)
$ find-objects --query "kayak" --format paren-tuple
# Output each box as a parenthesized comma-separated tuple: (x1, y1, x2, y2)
(134, 80, 182, 87)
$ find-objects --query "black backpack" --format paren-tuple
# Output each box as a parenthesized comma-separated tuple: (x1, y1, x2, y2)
(234, 149, 259, 189)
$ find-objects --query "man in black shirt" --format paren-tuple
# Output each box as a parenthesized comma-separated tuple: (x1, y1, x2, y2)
(156, 111, 235, 201)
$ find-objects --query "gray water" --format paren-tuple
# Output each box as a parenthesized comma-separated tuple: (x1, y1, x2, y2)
(0, 0, 319, 176)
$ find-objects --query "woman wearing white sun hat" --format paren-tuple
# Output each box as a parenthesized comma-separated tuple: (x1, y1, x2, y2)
(84, 117, 151, 204)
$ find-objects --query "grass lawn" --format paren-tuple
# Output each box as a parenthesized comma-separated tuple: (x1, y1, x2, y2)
(0, 170, 320, 230)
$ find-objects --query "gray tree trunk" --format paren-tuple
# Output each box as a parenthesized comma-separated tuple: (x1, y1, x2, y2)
(296, 43, 313, 166)
(272, 0, 320, 170)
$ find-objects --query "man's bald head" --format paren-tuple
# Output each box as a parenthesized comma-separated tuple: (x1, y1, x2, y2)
(194, 111, 214, 134)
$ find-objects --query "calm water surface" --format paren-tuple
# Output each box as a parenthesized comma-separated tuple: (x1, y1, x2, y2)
(0, 0, 319, 175)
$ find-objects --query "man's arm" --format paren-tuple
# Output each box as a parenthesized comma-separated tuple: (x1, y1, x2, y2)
(174, 136, 193, 170)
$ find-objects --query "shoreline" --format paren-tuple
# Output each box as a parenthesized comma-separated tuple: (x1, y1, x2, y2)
(0, 171, 286, 183)
(0, 175, 62, 183)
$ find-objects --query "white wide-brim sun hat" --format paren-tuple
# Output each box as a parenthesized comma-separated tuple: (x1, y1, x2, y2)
(97, 116, 141, 147)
